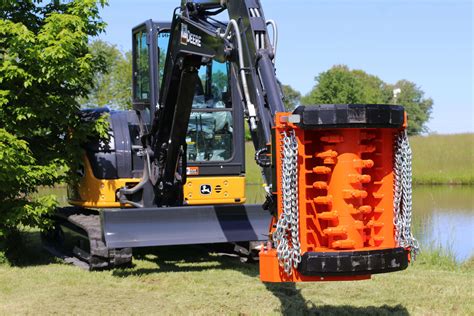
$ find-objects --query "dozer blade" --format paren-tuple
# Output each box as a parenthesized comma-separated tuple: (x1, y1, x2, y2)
(101, 204, 271, 248)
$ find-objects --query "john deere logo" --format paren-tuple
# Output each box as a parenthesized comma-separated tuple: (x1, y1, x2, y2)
(180, 23, 201, 47)
(180, 24, 188, 45)
(200, 184, 212, 195)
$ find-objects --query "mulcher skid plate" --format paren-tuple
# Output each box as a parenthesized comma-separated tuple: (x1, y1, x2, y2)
(43, 204, 271, 270)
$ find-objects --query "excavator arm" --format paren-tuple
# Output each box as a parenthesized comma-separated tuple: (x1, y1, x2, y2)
(149, 9, 231, 206)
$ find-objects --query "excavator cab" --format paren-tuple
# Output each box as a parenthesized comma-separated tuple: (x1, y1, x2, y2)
(131, 20, 247, 205)
(69, 20, 247, 207)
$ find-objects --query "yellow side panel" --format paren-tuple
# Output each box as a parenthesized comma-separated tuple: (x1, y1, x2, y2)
(68, 156, 139, 208)
(184, 176, 246, 205)
(69, 156, 246, 207)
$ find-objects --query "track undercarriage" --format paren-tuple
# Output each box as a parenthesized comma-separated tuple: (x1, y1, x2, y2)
(42, 205, 270, 270)
(42, 208, 132, 270)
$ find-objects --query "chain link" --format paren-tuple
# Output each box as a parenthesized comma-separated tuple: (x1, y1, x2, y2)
(274, 130, 301, 275)
(393, 130, 420, 259)
(255, 147, 271, 167)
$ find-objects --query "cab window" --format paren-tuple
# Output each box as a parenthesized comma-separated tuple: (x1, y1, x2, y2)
(192, 60, 230, 109)
(133, 30, 150, 101)
(187, 60, 233, 162)
(156, 30, 233, 163)
(157, 31, 170, 88)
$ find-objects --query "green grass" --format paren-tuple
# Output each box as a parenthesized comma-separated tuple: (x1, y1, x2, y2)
(1, 135, 470, 314)
(0, 230, 473, 315)
(410, 133, 473, 184)
(246, 133, 474, 185)
(245, 141, 264, 185)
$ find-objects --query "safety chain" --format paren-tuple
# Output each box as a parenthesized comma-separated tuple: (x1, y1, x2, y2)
(274, 130, 301, 275)
(393, 130, 420, 259)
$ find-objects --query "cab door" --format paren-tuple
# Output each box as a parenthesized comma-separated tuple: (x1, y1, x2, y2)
(132, 20, 162, 119)
(132, 20, 246, 205)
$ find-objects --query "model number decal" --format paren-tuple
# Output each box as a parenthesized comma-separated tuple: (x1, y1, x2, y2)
(186, 166, 199, 176)
(188, 33, 201, 47)
(181, 24, 202, 47)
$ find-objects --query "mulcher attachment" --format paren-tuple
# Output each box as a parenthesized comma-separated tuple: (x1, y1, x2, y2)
(260, 104, 411, 282)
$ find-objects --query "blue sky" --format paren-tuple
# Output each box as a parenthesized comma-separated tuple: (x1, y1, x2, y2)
(99, 0, 473, 134)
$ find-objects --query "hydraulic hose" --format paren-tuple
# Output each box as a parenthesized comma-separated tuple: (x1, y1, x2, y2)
(117, 150, 151, 208)
(218, 20, 257, 131)
(266, 19, 278, 59)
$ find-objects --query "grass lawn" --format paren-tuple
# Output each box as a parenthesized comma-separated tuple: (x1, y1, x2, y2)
(410, 133, 474, 185)
(245, 141, 262, 185)
(1, 135, 471, 314)
(1, 231, 473, 315)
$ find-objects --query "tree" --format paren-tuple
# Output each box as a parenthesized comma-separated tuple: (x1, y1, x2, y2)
(301, 65, 432, 135)
(80, 40, 132, 110)
(281, 84, 301, 111)
(351, 69, 392, 104)
(388, 80, 433, 135)
(0, 0, 108, 237)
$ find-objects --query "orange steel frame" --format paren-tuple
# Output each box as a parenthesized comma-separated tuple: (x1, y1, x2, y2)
(259, 112, 408, 282)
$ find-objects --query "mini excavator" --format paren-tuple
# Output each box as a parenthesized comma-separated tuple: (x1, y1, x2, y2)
(43, 0, 418, 282)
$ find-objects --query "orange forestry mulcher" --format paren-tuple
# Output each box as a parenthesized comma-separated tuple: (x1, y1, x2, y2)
(260, 104, 419, 282)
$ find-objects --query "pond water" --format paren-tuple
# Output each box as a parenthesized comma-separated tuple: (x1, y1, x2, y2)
(410, 185, 473, 262)
(246, 185, 474, 262)
(39, 185, 473, 262)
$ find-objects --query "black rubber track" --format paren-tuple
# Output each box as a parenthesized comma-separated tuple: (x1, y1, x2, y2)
(43, 207, 132, 270)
